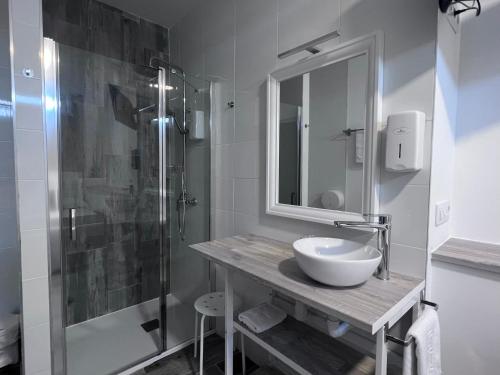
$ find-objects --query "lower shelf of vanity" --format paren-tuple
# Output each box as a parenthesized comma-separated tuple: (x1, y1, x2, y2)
(234, 317, 399, 375)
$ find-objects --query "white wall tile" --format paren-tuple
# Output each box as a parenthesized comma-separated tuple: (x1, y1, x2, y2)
(232, 141, 261, 179)
(234, 86, 266, 142)
(214, 144, 234, 179)
(380, 184, 429, 249)
(177, 0, 436, 282)
(390, 243, 426, 278)
(235, 0, 277, 91)
(22, 276, 49, 327)
(10, 0, 40, 28)
(277, 0, 340, 54)
(214, 209, 235, 239)
(212, 81, 235, 145)
(11, 21, 42, 79)
(14, 129, 45, 179)
(23, 322, 51, 375)
(10, 2, 50, 373)
(340, 0, 437, 119)
(20, 228, 47, 280)
(13, 76, 44, 130)
(214, 177, 234, 211)
(199, 0, 235, 50)
(234, 178, 259, 216)
(17, 179, 47, 231)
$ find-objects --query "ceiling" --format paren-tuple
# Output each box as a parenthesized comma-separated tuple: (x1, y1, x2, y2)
(98, 0, 199, 28)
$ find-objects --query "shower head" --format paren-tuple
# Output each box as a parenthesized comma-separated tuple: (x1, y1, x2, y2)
(136, 104, 156, 113)
(149, 57, 185, 76)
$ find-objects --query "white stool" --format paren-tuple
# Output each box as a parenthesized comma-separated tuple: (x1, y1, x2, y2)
(194, 292, 245, 375)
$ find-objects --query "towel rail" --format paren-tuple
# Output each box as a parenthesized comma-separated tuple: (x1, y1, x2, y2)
(342, 128, 365, 136)
(385, 299, 439, 346)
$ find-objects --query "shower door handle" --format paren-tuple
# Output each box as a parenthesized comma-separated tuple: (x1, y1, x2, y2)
(69, 208, 76, 241)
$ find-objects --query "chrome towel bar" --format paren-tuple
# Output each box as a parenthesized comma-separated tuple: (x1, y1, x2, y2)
(385, 299, 439, 346)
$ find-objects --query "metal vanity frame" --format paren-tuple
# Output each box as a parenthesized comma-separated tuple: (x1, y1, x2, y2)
(190, 234, 428, 375)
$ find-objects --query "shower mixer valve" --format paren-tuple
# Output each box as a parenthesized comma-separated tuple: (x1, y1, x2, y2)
(177, 191, 198, 207)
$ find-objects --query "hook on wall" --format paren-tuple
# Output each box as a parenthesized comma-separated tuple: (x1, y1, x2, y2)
(439, 0, 482, 17)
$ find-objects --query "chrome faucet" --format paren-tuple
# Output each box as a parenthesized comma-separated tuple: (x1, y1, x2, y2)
(334, 214, 392, 280)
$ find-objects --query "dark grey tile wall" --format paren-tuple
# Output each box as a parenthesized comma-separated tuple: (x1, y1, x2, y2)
(43, 0, 169, 66)
(43, 0, 169, 325)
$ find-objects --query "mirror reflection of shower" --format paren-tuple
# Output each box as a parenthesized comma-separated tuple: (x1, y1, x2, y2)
(150, 57, 199, 241)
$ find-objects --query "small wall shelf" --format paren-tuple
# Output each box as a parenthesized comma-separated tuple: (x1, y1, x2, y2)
(235, 317, 399, 375)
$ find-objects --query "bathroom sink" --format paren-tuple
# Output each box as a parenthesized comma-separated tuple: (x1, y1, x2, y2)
(292, 237, 382, 287)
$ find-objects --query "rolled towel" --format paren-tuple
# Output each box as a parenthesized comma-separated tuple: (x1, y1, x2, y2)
(355, 131, 364, 163)
(321, 190, 344, 210)
(238, 303, 287, 334)
(403, 307, 442, 375)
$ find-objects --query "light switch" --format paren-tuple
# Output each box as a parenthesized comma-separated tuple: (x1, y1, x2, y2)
(435, 200, 451, 226)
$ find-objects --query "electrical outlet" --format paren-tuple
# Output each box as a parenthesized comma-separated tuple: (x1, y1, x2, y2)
(435, 200, 451, 226)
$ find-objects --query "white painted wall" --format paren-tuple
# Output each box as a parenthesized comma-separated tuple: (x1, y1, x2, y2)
(0, 0, 21, 319)
(427, 12, 461, 297)
(452, 0, 500, 244)
(432, 261, 500, 375)
(430, 3, 500, 374)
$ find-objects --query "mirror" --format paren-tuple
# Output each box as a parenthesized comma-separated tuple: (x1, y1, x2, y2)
(278, 53, 368, 212)
(267, 34, 383, 225)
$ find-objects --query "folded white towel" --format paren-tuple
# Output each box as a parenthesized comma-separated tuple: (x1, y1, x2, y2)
(403, 307, 442, 375)
(238, 303, 287, 334)
(355, 131, 364, 163)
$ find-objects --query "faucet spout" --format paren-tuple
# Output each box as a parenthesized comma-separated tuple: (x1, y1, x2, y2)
(334, 214, 392, 280)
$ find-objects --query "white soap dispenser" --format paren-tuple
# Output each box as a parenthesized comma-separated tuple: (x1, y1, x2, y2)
(385, 111, 425, 172)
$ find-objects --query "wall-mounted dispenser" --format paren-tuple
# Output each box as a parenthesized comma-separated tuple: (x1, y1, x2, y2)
(385, 111, 425, 172)
(189, 110, 205, 140)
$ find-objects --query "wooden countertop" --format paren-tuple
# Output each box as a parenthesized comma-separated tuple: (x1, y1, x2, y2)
(433, 237, 500, 274)
(190, 234, 425, 334)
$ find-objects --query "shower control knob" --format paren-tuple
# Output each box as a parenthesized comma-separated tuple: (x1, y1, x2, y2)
(227, 101, 235, 108)
(186, 197, 198, 206)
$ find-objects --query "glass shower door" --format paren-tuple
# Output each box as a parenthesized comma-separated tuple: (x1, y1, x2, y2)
(46, 39, 168, 375)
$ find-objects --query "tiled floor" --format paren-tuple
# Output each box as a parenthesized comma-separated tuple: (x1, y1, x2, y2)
(138, 335, 272, 375)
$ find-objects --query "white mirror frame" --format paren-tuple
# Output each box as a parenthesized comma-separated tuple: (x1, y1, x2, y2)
(266, 32, 384, 225)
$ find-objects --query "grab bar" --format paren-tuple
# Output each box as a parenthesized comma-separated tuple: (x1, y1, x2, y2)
(385, 299, 439, 346)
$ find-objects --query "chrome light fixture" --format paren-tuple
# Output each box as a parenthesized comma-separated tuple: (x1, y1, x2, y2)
(439, 0, 482, 17)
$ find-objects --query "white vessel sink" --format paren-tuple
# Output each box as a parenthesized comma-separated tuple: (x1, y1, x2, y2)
(292, 237, 382, 287)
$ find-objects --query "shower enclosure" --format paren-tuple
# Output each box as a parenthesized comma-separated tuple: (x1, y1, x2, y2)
(44, 36, 211, 375)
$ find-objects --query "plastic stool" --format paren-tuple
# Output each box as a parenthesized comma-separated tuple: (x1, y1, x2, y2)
(193, 292, 245, 375)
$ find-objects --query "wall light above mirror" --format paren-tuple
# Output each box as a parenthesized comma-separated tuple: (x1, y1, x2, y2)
(266, 33, 384, 225)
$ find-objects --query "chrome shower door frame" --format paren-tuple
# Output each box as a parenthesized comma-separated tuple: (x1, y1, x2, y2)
(44, 37, 66, 375)
(158, 67, 169, 350)
(43, 38, 169, 375)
